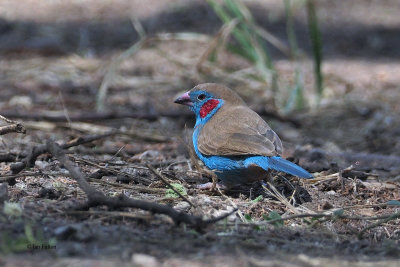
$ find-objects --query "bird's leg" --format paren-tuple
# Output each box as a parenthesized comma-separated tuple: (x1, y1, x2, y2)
(265, 171, 273, 184)
(185, 140, 220, 190)
(185, 136, 221, 190)
(195, 168, 228, 191)
(211, 170, 218, 190)
(261, 172, 273, 191)
(198, 168, 220, 191)
(197, 181, 226, 190)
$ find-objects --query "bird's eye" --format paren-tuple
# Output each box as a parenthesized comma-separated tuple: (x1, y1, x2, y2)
(197, 94, 206, 100)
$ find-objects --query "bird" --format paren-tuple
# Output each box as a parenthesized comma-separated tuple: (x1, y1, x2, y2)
(174, 83, 313, 188)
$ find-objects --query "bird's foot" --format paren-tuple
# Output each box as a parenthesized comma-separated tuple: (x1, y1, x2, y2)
(197, 182, 226, 191)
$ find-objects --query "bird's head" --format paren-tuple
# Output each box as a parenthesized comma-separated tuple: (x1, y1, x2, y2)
(174, 83, 245, 122)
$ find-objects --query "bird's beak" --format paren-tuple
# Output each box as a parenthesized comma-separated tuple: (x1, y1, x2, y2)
(174, 91, 193, 106)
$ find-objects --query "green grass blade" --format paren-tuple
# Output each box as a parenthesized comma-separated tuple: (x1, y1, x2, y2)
(306, 0, 324, 103)
(207, 0, 232, 23)
(284, 0, 298, 57)
(284, 68, 304, 112)
(284, 0, 305, 111)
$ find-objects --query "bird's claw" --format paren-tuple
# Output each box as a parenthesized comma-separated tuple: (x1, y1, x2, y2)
(197, 182, 226, 191)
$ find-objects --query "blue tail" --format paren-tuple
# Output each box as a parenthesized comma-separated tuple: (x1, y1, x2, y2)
(268, 156, 313, 178)
(246, 156, 313, 179)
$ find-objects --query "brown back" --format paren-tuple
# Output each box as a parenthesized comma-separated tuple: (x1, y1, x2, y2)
(197, 103, 283, 157)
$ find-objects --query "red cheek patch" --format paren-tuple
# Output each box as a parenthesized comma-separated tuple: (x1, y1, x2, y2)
(200, 99, 220, 118)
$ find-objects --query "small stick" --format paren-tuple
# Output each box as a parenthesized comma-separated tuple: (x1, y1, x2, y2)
(0, 114, 26, 135)
(0, 114, 19, 124)
(61, 131, 116, 149)
(10, 131, 116, 174)
(254, 210, 400, 226)
(0, 123, 26, 135)
(146, 163, 195, 208)
(216, 186, 245, 222)
(62, 210, 152, 221)
(87, 178, 166, 194)
(74, 156, 152, 185)
(357, 212, 400, 239)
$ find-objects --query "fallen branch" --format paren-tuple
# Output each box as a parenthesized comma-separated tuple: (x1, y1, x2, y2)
(0, 123, 26, 135)
(46, 140, 235, 227)
(0, 114, 26, 135)
(10, 131, 116, 174)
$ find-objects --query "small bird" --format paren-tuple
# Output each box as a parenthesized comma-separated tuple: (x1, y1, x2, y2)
(174, 83, 312, 188)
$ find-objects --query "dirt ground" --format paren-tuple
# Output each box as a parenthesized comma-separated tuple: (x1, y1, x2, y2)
(0, 1, 399, 266)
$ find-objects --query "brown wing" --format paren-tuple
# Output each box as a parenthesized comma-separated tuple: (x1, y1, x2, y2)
(197, 105, 283, 156)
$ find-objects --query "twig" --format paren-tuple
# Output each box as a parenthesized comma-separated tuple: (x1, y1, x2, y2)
(109, 145, 126, 162)
(146, 163, 195, 208)
(88, 178, 166, 194)
(311, 176, 339, 186)
(73, 156, 152, 185)
(203, 207, 238, 224)
(358, 212, 400, 239)
(61, 210, 153, 221)
(0, 114, 26, 135)
(61, 131, 116, 149)
(342, 202, 397, 210)
(263, 182, 301, 214)
(10, 131, 116, 174)
(216, 186, 246, 223)
(249, 210, 400, 226)
(0, 123, 26, 135)
(45, 140, 232, 228)
(0, 114, 19, 124)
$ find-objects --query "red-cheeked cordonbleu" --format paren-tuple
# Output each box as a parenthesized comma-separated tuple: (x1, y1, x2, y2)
(174, 83, 313, 187)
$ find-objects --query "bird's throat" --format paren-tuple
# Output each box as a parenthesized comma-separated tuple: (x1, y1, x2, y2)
(200, 99, 220, 118)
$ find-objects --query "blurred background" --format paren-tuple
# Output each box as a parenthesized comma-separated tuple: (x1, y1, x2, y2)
(0, 0, 400, 265)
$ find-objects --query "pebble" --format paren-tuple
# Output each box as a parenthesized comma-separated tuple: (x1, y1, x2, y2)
(131, 253, 159, 267)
